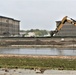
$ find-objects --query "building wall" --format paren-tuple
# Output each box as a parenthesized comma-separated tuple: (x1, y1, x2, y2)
(55, 21, 76, 37)
(0, 16, 20, 37)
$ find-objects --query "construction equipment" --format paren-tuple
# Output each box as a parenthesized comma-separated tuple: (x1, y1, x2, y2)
(50, 16, 76, 37)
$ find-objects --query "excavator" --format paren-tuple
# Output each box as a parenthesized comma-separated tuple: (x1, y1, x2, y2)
(50, 16, 76, 37)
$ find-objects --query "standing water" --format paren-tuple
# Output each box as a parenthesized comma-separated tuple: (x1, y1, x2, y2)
(0, 48, 76, 56)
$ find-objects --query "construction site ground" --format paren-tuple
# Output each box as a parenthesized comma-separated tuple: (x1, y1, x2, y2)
(0, 37, 76, 75)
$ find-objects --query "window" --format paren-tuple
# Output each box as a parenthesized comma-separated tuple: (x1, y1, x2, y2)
(6, 19, 9, 23)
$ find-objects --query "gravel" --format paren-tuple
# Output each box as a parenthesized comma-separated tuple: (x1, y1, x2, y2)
(0, 69, 76, 75)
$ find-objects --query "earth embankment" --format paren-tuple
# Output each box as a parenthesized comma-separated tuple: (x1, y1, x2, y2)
(0, 37, 75, 48)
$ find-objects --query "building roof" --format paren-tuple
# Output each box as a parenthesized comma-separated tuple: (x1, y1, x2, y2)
(56, 21, 61, 23)
(0, 16, 20, 22)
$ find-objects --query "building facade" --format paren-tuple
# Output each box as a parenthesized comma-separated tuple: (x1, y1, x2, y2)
(0, 16, 20, 37)
(55, 21, 76, 37)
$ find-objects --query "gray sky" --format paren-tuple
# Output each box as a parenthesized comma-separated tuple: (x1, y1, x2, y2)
(0, 0, 76, 30)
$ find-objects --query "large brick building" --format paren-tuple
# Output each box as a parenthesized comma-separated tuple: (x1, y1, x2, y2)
(55, 21, 76, 37)
(0, 16, 20, 37)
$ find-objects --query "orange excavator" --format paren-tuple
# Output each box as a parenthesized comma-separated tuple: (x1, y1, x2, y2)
(50, 16, 76, 37)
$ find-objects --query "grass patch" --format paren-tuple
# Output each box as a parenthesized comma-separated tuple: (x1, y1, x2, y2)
(0, 57, 76, 70)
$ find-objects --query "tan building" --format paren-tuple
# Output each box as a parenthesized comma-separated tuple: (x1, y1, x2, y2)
(55, 21, 76, 37)
(0, 16, 20, 37)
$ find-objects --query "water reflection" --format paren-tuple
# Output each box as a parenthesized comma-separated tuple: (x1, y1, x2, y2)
(0, 48, 76, 56)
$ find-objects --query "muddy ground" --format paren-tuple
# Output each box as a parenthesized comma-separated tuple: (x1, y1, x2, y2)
(0, 54, 76, 59)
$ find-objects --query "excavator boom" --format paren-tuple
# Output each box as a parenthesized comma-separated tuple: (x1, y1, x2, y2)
(50, 16, 76, 37)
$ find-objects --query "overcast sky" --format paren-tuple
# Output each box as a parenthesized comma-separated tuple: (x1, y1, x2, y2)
(0, 0, 76, 30)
